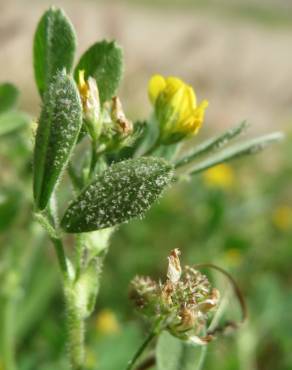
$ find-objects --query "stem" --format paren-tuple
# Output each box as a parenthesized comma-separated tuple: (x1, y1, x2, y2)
(40, 196, 85, 369)
(64, 284, 85, 370)
(51, 237, 68, 279)
(74, 234, 85, 279)
(47, 198, 68, 279)
(195, 346, 207, 370)
(126, 330, 156, 370)
(144, 138, 160, 156)
(52, 233, 84, 370)
(88, 140, 98, 181)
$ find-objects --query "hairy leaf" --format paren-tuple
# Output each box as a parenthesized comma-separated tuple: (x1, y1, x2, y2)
(0, 83, 19, 113)
(74, 40, 123, 103)
(61, 157, 173, 233)
(175, 121, 249, 168)
(157, 331, 206, 370)
(188, 132, 284, 176)
(33, 7, 77, 97)
(33, 71, 82, 210)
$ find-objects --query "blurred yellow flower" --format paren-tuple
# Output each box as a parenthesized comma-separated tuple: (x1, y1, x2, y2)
(272, 205, 292, 231)
(203, 164, 234, 189)
(224, 248, 242, 267)
(148, 74, 208, 144)
(85, 347, 96, 369)
(95, 309, 120, 335)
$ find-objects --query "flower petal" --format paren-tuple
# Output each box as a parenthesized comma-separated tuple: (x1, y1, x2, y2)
(186, 85, 197, 109)
(148, 74, 166, 104)
(165, 76, 185, 97)
(182, 99, 209, 135)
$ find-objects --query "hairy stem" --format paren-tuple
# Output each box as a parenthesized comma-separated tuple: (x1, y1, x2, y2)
(88, 140, 98, 181)
(74, 234, 85, 279)
(51, 237, 68, 279)
(144, 139, 160, 156)
(64, 284, 85, 370)
(47, 199, 69, 279)
(47, 197, 85, 369)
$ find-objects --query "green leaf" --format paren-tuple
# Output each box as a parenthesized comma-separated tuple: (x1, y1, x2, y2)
(33, 70, 82, 210)
(175, 121, 249, 168)
(0, 83, 19, 113)
(33, 6, 77, 97)
(188, 132, 284, 176)
(74, 40, 123, 103)
(156, 331, 206, 370)
(61, 157, 173, 233)
(0, 111, 30, 137)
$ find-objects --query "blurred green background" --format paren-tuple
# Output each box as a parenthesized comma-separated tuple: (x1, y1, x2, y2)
(0, 0, 292, 369)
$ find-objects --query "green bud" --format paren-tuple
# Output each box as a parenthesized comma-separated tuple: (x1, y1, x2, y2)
(78, 70, 101, 141)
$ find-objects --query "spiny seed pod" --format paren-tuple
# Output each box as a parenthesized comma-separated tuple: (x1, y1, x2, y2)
(61, 157, 174, 233)
(130, 249, 220, 344)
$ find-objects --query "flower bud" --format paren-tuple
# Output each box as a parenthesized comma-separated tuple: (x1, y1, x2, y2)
(78, 70, 101, 141)
(111, 96, 133, 136)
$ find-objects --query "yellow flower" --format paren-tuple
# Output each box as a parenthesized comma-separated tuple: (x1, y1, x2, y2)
(272, 205, 292, 231)
(148, 74, 208, 143)
(95, 309, 120, 335)
(203, 164, 234, 190)
(78, 70, 101, 141)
